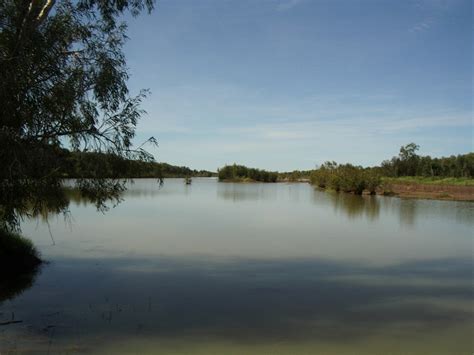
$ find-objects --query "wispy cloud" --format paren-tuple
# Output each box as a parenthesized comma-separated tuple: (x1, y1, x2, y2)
(408, 0, 459, 33)
(276, 0, 305, 12)
(135, 82, 471, 148)
(141, 110, 472, 170)
(409, 17, 434, 33)
(124, 0, 471, 170)
(216, 113, 471, 144)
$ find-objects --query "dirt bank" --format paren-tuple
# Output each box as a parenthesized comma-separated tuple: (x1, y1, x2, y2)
(379, 182, 474, 201)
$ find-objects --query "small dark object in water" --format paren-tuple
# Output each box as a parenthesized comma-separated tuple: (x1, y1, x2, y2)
(185, 177, 192, 185)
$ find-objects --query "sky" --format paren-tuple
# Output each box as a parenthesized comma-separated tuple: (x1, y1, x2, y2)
(123, 0, 472, 172)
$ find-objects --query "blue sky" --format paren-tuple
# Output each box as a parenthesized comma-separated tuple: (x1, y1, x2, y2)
(123, 0, 472, 171)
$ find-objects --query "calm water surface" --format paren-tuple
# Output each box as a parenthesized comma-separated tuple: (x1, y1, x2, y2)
(1, 178, 473, 354)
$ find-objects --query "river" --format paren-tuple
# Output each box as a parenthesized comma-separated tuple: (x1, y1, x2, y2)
(1, 178, 472, 354)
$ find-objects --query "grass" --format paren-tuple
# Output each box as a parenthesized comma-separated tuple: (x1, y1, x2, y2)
(382, 177, 474, 186)
(0, 229, 42, 275)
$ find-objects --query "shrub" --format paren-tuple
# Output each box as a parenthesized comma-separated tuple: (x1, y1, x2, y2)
(310, 163, 381, 195)
(0, 229, 42, 275)
(218, 164, 278, 182)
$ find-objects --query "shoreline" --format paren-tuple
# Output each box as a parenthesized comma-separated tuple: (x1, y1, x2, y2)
(378, 182, 474, 202)
(219, 179, 474, 202)
(0, 230, 43, 277)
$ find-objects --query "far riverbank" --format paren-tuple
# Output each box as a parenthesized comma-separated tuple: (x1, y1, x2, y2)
(379, 178, 474, 201)
(219, 177, 474, 201)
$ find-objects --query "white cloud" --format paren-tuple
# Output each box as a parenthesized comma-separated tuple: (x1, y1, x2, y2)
(216, 112, 470, 142)
(130, 82, 471, 170)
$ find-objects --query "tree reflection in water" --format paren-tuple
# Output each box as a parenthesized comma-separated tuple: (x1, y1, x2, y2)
(0, 267, 41, 308)
(314, 189, 381, 221)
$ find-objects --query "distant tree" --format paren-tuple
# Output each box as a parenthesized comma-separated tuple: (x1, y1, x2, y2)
(378, 143, 473, 178)
(0, 0, 156, 231)
(399, 143, 419, 161)
(218, 164, 277, 182)
(397, 143, 420, 176)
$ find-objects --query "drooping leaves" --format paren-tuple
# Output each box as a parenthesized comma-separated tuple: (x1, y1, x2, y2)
(0, 0, 156, 230)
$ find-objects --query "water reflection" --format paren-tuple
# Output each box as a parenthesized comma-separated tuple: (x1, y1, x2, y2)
(0, 256, 471, 354)
(57, 179, 474, 230)
(66, 179, 164, 204)
(1, 179, 472, 354)
(18, 179, 474, 265)
(314, 189, 381, 220)
(217, 182, 276, 202)
(398, 199, 417, 225)
(0, 268, 40, 306)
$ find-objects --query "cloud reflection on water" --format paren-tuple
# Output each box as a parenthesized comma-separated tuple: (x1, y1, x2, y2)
(2, 179, 472, 353)
(1, 255, 472, 354)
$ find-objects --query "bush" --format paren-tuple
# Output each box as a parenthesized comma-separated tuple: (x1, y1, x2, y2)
(310, 162, 381, 195)
(310, 161, 336, 188)
(218, 164, 278, 182)
(0, 229, 42, 275)
(364, 170, 382, 194)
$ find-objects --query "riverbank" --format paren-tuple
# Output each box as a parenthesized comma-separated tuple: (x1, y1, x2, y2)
(220, 178, 309, 183)
(0, 230, 42, 275)
(379, 179, 474, 201)
(219, 177, 265, 183)
(220, 177, 474, 201)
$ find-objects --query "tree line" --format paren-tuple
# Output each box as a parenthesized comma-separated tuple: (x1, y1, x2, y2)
(218, 164, 278, 182)
(309, 143, 473, 195)
(2, 147, 215, 180)
(60, 150, 215, 179)
(378, 143, 473, 178)
(218, 144, 473, 191)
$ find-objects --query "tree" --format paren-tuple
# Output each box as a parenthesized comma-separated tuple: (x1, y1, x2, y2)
(0, 0, 156, 232)
(399, 143, 419, 161)
(397, 143, 420, 176)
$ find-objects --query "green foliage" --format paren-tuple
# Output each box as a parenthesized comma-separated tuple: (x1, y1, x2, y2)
(0, 229, 38, 259)
(310, 143, 472, 196)
(0, 0, 156, 231)
(277, 170, 312, 182)
(381, 176, 474, 186)
(218, 164, 278, 182)
(310, 162, 381, 195)
(61, 150, 215, 178)
(399, 143, 419, 160)
(364, 170, 382, 194)
(310, 161, 337, 188)
(380, 144, 473, 178)
(0, 228, 41, 274)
